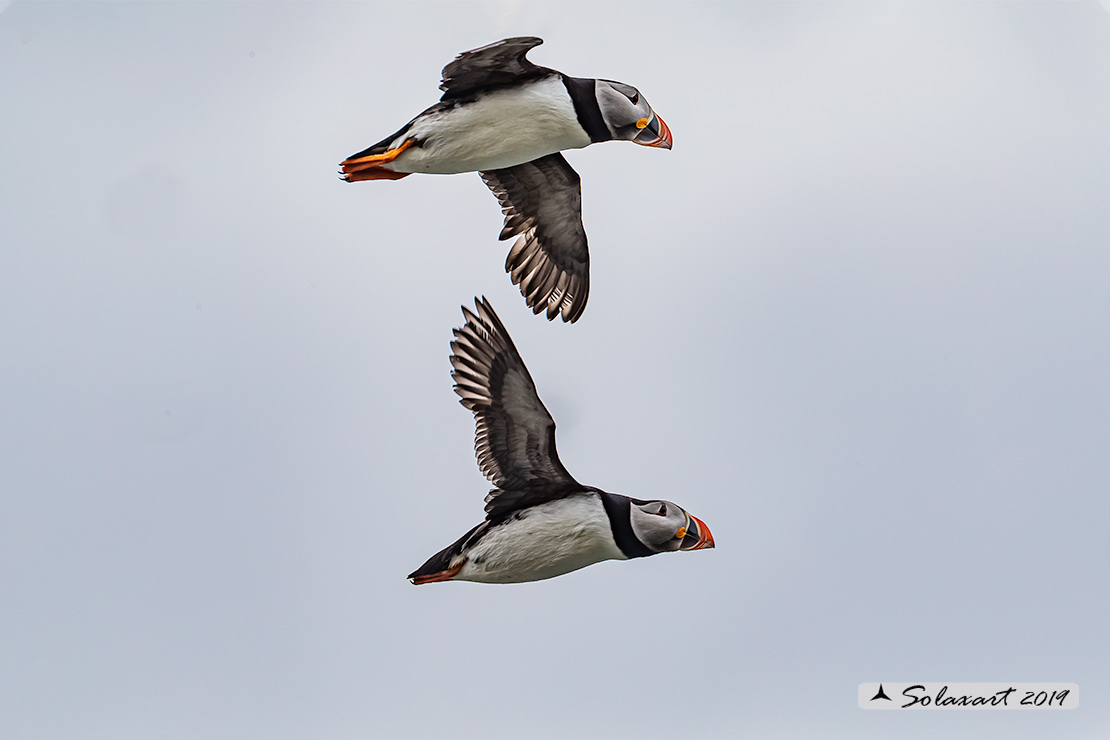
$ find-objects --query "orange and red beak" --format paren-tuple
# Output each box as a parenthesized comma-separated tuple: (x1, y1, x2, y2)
(633, 111, 672, 149)
(679, 514, 714, 550)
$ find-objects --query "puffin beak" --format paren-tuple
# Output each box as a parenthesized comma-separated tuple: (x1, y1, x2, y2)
(633, 112, 672, 149)
(679, 514, 714, 551)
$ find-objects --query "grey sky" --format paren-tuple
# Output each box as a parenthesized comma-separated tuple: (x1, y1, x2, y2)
(2, 2, 1109, 738)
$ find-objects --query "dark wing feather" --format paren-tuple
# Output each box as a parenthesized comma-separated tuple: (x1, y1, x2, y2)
(451, 297, 581, 518)
(480, 154, 590, 323)
(440, 37, 548, 101)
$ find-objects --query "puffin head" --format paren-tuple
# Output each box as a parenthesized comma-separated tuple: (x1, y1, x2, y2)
(628, 499, 714, 553)
(595, 80, 672, 149)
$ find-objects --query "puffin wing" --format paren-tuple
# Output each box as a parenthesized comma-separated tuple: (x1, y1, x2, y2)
(481, 153, 590, 323)
(450, 297, 581, 518)
(440, 36, 548, 101)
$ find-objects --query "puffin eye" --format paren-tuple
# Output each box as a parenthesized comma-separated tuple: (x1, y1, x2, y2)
(657, 504, 667, 517)
(607, 81, 639, 104)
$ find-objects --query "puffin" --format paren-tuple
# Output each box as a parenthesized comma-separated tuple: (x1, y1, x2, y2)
(408, 297, 713, 585)
(340, 37, 672, 324)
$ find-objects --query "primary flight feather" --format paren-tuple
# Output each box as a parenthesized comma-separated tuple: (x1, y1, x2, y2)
(340, 37, 672, 323)
(408, 298, 713, 585)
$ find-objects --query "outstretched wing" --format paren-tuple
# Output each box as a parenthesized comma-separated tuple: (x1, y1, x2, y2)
(450, 297, 581, 518)
(440, 37, 549, 101)
(481, 154, 590, 323)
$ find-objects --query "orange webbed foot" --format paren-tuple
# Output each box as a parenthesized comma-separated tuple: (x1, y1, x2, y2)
(409, 560, 464, 585)
(340, 139, 414, 181)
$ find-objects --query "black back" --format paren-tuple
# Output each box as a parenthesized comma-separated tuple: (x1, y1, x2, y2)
(440, 37, 553, 101)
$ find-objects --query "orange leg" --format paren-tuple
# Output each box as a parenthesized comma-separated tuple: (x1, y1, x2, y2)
(340, 139, 414, 182)
(343, 168, 410, 182)
(409, 560, 465, 585)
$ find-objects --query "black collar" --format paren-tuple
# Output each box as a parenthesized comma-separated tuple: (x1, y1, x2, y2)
(599, 492, 654, 559)
(561, 76, 612, 143)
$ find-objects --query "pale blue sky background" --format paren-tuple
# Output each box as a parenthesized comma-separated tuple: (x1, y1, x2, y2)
(2, 2, 1109, 738)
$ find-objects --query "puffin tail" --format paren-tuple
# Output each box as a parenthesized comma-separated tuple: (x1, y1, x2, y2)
(407, 522, 484, 585)
(407, 550, 465, 585)
(339, 135, 415, 182)
(409, 561, 464, 585)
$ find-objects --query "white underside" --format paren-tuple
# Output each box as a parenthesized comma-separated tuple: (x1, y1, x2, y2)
(453, 494, 627, 583)
(387, 77, 593, 174)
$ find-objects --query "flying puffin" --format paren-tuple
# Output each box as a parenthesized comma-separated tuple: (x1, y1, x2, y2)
(408, 298, 713, 585)
(340, 37, 672, 324)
